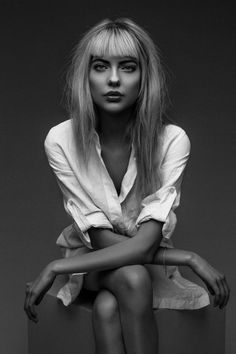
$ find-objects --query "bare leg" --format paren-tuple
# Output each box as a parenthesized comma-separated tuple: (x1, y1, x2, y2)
(84, 265, 159, 354)
(92, 289, 126, 354)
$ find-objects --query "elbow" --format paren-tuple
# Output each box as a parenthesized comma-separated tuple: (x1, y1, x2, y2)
(143, 248, 156, 264)
(137, 245, 155, 264)
(138, 239, 161, 264)
(134, 219, 163, 264)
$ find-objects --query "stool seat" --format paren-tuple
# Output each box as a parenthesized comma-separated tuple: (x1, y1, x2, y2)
(28, 275, 225, 354)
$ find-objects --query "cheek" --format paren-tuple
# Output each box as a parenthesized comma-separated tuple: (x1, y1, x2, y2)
(127, 76, 141, 97)
(89, 78, 97, 93)
(89, 74, 103, 94)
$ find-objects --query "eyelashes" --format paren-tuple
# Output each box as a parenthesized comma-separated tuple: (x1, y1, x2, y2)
(93, 64, 107, 71)
(92, 63, 137, 72)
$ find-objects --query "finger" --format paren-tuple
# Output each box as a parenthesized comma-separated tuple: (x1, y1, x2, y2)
(216, 278, 225, 309)
(206, 285, 215, 296)
(220, 281, 228, 308)
(206, 278, 219, 306)
(25, 283, 31, 294)
(211, 282, 220, 307)
(24, 287, 32, 316)
(29, 303, 38, 323)
(221, 277, 230, 308)
(24, 292, 29, 315)
(24, 294, 36, 322)
(27, 296, 38, 323)
(24, 291, 38, 323)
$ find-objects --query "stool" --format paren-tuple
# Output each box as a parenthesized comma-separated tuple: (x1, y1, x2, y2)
(28, 275, 225, 354)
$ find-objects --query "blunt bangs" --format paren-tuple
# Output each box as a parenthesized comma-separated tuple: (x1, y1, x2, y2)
(89, 28, 140, 60)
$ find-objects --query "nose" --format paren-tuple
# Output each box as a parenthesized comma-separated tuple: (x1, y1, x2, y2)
(108, 67, 120, 87)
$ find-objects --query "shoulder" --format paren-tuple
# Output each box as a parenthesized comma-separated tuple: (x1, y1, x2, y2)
(158, 124, 191, 160)
(162, 123, 191, 151)
(162, 123, 189, 141)
(44, 119, 73, 152)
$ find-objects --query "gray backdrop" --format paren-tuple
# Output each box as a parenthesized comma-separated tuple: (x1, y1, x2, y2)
(1, 1, 235, 353)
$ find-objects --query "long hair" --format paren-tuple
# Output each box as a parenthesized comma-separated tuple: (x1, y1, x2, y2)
(66, 18, 168, 202)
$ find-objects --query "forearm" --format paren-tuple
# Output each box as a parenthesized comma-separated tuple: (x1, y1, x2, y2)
(90, 231, 194, 268)
(89, 227, 194, 268)
(88, 228, 130, 249)
(152, 247, 194, 267)
(52, 220, 163, 275)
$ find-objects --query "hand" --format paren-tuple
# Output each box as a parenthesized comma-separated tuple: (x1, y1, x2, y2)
(24, 263, 56, 323)
(190, 253, 230, 309)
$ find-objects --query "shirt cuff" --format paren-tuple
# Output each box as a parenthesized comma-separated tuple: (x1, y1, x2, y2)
(135, 186, 177, 232)
(66, 199, 113, 245)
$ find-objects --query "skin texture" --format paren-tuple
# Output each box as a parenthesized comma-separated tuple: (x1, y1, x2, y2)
(89, 55, 140, 116)
(92, 290, 126, 354)
(87, 227, 230, 309)
(24, 54, 230, 354)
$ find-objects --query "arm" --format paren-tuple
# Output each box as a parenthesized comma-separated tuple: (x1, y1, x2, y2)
(89, 128, 191, 253)
(135, 127, 191, 239)
(89, 228, 230, 311)
(53, 219, 163, 275)
(44, 127, 115, 243)
(88, 227, 195, 268)
(88, 227, 208, 272)
(153, 247, 230, 309)
(88, 228, 129, 249)
(24, 225, 230, 323)
(24, 219, 162, 322)
(43, 129, 164, 273)
(45, 125, 190, 271)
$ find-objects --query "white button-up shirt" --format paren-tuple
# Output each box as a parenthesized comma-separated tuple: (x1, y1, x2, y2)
(44, 119, 210, 309)
(45, 120, 189, 247)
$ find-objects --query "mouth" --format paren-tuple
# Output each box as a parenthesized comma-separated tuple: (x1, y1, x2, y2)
(104, 91, 123, 102)
(104, 91, 123, 97)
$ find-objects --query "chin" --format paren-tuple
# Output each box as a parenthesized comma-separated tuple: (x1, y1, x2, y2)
(102, 103, 127, 113)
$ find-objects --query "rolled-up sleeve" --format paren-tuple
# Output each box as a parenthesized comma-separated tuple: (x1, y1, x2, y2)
(135, 128, 191, 239)
(44, 129, 113, 246)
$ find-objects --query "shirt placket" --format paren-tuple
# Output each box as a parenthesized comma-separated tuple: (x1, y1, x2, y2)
(94, 133, 122, 225)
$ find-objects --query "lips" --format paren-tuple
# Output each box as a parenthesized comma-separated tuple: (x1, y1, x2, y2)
(104, 91, 123, 97)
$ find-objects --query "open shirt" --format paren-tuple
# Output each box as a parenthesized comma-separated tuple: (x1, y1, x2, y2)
(44, 119, 210, 309)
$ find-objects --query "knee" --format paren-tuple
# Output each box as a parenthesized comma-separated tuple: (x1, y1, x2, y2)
(113, 266, 153, 314)
(93, 290, 119, 323)
(117, 265, 152, 294)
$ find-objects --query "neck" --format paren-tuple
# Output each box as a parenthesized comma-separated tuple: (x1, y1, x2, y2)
(96, 108, 134, 146)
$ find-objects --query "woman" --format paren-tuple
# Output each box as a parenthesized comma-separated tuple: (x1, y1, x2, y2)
(24, 18, 230, 354)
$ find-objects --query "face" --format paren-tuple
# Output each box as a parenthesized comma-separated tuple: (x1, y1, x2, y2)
(89, 55, 141, 114)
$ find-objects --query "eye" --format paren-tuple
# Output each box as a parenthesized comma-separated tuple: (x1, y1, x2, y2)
(93, 63, 108, 72)
(120, 64, 137, 72)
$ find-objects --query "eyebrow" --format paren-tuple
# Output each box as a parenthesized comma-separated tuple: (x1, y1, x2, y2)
(91, 56, 138, 64)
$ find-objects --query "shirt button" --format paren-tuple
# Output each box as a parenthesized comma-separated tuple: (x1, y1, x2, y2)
(169, 187, 175, 193)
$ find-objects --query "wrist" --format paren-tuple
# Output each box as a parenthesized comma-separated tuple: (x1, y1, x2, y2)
(48, 260, 61, 275)
(188, 252, 201, 269)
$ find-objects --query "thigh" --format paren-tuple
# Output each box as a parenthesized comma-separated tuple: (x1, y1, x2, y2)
(83, 270, 104, 292)
(83, 268, 121, 292)
(84, 265, 152, 295)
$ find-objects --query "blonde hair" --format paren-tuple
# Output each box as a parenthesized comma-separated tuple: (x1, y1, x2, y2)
(66, 18, 167, 201)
